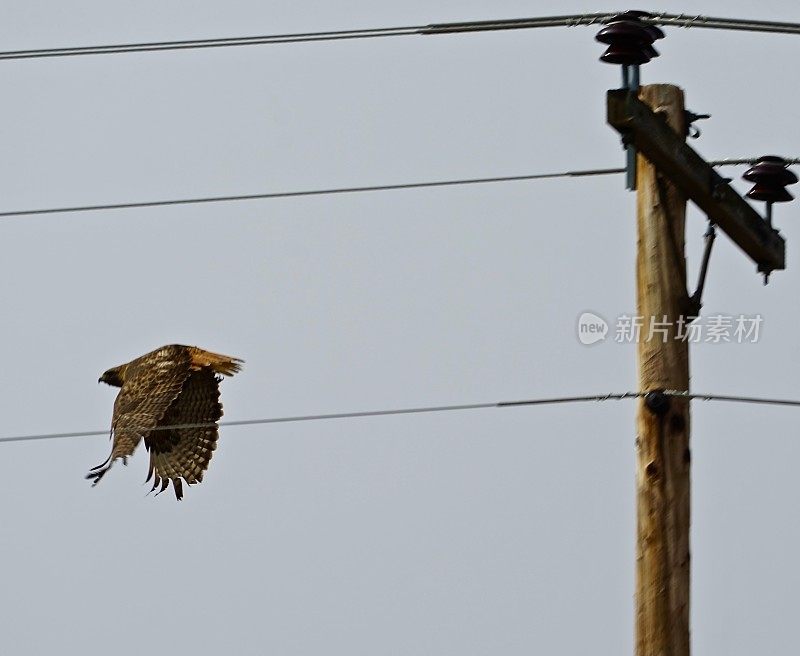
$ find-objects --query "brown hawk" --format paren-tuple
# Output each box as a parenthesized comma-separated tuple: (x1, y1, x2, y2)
(87, 344, 243, 500)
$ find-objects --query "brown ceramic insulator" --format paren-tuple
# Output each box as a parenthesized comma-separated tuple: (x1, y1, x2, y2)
(596, 11, 662, 66)
(743, 156, 799, 203)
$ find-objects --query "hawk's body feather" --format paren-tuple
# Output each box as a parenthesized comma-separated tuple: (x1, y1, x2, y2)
(87, 344, 242, 499)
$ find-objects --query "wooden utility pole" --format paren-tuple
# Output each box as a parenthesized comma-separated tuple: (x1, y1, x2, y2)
(600, 14, 790, 656)
(605, 81, 788, 656)
(634, 84, 691, 656)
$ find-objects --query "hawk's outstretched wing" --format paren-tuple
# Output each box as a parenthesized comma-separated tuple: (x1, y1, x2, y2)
(145, 368, 222, 500)
(87, 346, 193, 486)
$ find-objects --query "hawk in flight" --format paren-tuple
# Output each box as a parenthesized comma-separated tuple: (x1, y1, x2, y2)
(87, 344, 243, 500)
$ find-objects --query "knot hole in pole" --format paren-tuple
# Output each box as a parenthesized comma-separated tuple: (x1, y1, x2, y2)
(644, 390, 671, 417)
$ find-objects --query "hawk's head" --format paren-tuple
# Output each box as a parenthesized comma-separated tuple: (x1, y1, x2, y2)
(99, 367, 124, 387)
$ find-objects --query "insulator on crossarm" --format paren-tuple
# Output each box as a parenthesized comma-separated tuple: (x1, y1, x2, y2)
(596, 10, 665, 192)
(595, 11, 663, 67)
(743, 156, 798, 203)
(614, 10, 665, 59)
(743, 156, 797, 284)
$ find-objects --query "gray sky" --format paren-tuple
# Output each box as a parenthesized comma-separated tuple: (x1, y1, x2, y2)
(1, 1, 799, 654)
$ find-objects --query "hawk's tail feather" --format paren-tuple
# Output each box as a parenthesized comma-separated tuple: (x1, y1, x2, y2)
(147, 475, 184, 500)
(146, 453, 186, 501)
(152, 477, 170, 497)
(188, 347, 243, 377)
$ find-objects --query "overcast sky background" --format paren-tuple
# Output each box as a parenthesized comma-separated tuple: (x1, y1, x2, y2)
(1, 1, 799, 654)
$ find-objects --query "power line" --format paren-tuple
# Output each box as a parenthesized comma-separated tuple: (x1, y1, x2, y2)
(0, 167, 620, 219)
(705, 157, 800, 167)
(4, 389, 800, 445)
(667, 391, 800, 407)
(0, 392, 643, 444)
(1, 12, 799, 61)
(643, 13, 800, 35)
(2, 158, 793, 220)
(0, 25, 424, 60)
(423, 13, 800, 36)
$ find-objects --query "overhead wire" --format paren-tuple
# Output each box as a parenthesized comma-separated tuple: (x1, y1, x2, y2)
(4, 390, 800, 445)
(0, 12, 799, 61)
(1, 159, 795, 220)
(667, 391, 800, 407)
(0, 25, 424, 60)
(642, 12, 800, 35)
(0, 393, 642, 444)
(0, 167, 621, 219)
